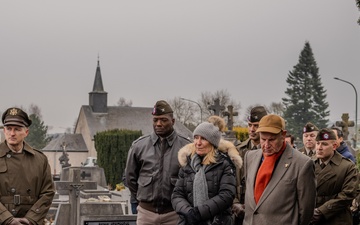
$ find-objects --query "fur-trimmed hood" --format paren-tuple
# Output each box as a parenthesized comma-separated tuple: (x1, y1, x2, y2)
(178, 139, 243, 169)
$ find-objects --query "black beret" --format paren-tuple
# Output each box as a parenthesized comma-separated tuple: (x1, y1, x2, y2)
(303, 122, 319, 133)
(2, 107, 32, 127)
(316, 128, 337, 141)
(248, 106, 267, 122)
(152, 100, 173, 115)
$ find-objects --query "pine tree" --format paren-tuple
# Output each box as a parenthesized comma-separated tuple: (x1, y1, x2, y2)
(26, 114, 51, 149)
(282, 41, 330, 140)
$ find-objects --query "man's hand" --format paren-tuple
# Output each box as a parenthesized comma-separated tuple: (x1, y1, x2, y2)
(310, 208, 324, 225)
(232, 203, 245, 217)
(7, 218, 32, 225)
(351, 198, 359, 212)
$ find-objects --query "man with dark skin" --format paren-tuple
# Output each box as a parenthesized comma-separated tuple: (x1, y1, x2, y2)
(125, 100, 191, 225)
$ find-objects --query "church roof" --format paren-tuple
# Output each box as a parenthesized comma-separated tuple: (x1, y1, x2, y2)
(78, 105, 193, 139)
(43, 133, 88, 151)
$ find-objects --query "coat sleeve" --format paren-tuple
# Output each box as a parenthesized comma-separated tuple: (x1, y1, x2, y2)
(25, 156, 55, 225)
(125, 144, 139, 197)
(319, 163, 359, 219)
(297, 158, 316, 225)
(172, 167, 193, 214)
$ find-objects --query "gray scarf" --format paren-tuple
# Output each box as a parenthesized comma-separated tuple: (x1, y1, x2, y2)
(191, 154, 209, 207)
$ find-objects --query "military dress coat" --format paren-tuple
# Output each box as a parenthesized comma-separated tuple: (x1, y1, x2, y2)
(243, 143, 316, 225)
(0, 141, 55, 225)
(314, 151, 359, 225)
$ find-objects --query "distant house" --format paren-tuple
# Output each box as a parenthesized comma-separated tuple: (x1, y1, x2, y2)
(43, 59, 192, 175)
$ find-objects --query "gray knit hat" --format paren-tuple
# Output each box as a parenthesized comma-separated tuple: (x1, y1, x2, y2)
(193, 122, 221, 148)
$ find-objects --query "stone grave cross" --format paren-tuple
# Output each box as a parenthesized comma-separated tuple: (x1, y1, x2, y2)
(69, 169, 84, 225)
(208, 98, 225, 116)
(335, 113, 355, 140)
(222, 105, 238, 131)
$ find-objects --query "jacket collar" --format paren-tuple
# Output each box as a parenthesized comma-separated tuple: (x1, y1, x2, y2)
(150, 130, 177, 147)
(0, 141, 36, 157)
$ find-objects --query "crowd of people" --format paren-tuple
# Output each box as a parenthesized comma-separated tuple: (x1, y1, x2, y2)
(1, 100, 358, 225)
(125, 101, 359, 225)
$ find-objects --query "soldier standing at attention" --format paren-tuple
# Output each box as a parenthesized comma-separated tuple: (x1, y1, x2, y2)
(0, 107, 55, 225)
(310, 128, 358, 225)
(299, 122, 319, 157)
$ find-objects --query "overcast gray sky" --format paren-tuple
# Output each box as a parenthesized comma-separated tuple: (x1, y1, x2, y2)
(1, 1, 359, 133)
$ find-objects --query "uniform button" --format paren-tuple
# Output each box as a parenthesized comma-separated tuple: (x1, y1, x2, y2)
(36, 209, 39, 212)
(11, 188, 16, 193)
(6, 154, 11, 158)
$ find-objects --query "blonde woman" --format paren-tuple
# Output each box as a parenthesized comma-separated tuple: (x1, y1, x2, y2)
(172, 117, 242, 225)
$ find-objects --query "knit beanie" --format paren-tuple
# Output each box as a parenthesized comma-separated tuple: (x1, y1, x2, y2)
(193, 122, 221, 148)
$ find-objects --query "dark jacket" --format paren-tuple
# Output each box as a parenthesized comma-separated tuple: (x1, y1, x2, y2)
(172, 143, 240, 225)
(337, 141, 356, 163)
(0, 141, 55, 225)
(125, 130, 191, 212)
(314, 151, 359, 225)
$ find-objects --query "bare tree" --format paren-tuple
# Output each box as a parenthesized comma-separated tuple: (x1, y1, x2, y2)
(116, 97, 133, 107)
(267, 102, 284, 116)
(168, 97, 199, 126)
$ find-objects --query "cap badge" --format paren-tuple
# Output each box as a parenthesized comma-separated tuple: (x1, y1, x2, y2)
(9, 108, 18, 116)
(323, 133, 329, 140)
(303, 127, 306, 133)
(161, 108, 165, 112)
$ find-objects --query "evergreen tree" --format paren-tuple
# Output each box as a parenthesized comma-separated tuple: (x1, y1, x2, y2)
(26, 114, 51, 149)
(282, 41, 330, 139)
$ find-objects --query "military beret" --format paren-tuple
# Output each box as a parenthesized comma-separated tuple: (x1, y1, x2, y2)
(152, 100, 173, 115)
(316, 128, 337, 141)
(2, 107, 32, 127)
(248, 106, 267, 122)
(303, 122, 319, 133)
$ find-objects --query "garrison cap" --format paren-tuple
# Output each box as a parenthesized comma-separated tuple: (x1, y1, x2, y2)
(152, 100, 173, 115)
(316, 128, 337, 141)
(303, 122, 319, 133)
(2, 107, 32, 127)
(248, 106, 267, 122)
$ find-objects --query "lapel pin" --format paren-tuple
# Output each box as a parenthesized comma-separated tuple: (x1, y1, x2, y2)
(285, 163, 289, 168)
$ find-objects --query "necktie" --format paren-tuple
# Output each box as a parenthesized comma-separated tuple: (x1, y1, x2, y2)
(308, 150, 313, 157)
(320, 163, 326, 169)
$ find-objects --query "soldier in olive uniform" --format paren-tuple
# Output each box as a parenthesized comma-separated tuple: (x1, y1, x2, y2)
(125, 100, 191, 225)
(232, 106, 267, 225)
(310, 128, 359, 225)
(0, 107, 55, 225)
(299, 122, 319, 157)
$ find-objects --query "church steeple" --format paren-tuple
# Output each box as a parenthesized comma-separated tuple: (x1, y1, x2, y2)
(89, 57, 108, 113)
(92, 59, 104, 92)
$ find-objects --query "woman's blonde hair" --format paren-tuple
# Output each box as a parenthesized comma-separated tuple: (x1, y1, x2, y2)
(191, 144, 217, 165)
